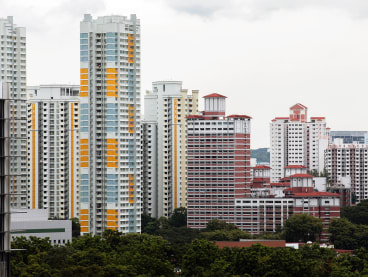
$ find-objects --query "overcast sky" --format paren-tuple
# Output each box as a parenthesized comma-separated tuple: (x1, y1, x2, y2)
(2, 0, 368, 148)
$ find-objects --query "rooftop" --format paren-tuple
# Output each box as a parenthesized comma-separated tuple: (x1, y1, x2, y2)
(203, 93, 227, 98)
(289, 174, 314, 178)
(290, 103, 307, 110)
(285, 165, 307, 169)
(293, 192, 340, 197)
(227, 114, 252, 119)
(253, 165, 271, 169)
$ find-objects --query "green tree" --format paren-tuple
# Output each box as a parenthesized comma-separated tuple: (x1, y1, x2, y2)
(205, 219, 237, 231)
(329, 218, 358, 250)
(181, 239, 221, 276)
(342, 200, 368, 225)
(168, 207, 187, 227)
(283, 214, 323, 242)
(201, 229, 251, 241)
(71, 217, 81, 238)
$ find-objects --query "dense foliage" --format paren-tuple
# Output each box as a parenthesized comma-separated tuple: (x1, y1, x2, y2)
(11, 207, 368, 276)
(342, 200, 368, 225)
(12, 234, 368, 277)
(283, 213, 323, 242)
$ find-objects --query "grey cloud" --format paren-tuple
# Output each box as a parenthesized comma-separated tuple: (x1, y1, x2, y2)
(49, 0, 106, 18)
(164, 0, 368, 19)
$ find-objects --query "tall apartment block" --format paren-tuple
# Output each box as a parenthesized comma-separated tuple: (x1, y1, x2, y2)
(27, 85, 80, 219)
(325, 140, 368, 203)
(270, 104, 329, 182)
(79, 14, 142, 235)
(143, 81, 198, 218)
(0, 82, 11, 277)
(0, 17, 27, 208)
(186, 93, 252, 228)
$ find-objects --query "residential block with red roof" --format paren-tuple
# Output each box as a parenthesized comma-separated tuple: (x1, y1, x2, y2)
(270, 103, 330, 182)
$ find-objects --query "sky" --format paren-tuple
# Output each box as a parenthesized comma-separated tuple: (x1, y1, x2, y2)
(2, 0, 368, 149)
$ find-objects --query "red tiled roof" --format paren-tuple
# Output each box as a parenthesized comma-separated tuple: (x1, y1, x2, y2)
(272, 117, 289, 122)
(186, 115, 205, 119)
(292, 192, 340, 197)
(289, 174, 314, 178)
(285, 165, 307, 169)
(310, 117, 325, 120)
(335, 249, 354, 255)
(280, 177, 290, 181)
(253, 165, 271, 169)
(216, 240, 286, 249)
(253, 178, 268, 182)
(271, 182, 290, 187)
(227, 114, 252, 119)
(290, 103, 307, 110)
(203, 93, 227, 98)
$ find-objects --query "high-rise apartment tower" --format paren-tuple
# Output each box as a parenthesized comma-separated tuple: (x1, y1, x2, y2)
(186, 93, 252, 228)
(270, 104, 329, 182)
(0, 82, 11, 277)
(143, 81, 198, 218)
(0, 17, 27, 208)
(27, 85, 80, 219)
(79, 14, 142, 235)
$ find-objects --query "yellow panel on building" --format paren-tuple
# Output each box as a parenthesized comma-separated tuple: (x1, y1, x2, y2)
(80, 139, 89, 167)
(106, 68, 118, 73)
(128, 34, 134, 63)
(128, 174, 135, 203)
(80, 69, 88, 97)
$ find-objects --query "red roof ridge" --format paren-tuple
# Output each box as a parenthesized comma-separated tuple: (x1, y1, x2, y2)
(285, 165, 307, 169)
(290, 103, 308, 110)
(293, 192, 340, 197)
(186, 115, 204, 119)
(289, 173, 314, 178)
(271, 183, 290, 187)
(227, 114, 252, 119)
(203, 93, 227, 98)
(253, 165, 271, 169)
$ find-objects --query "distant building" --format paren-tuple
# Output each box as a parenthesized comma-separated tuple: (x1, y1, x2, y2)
(143, 81, 198, 218)
(11, 209, 72, 245)
(27, 85, 80, 219)
(330, 131, 368, 145)
(270, 104, 329, 182)
(328, 177, 352, 208)
(325, 141, 368, 203)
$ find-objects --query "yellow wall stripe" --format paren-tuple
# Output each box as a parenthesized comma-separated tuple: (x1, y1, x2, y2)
(32, 104, 36, 209)
(174, 99, 178, 209)
(70, 103, 74, 218)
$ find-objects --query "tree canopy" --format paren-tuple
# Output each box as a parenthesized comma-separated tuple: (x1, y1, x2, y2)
(283, 214, 323, 242)
(342, 200, 368, 225)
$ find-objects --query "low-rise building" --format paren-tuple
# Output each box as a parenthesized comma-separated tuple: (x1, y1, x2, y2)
(11, 209, 72, 245)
